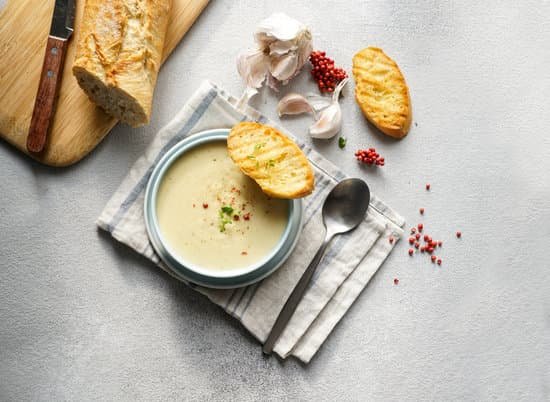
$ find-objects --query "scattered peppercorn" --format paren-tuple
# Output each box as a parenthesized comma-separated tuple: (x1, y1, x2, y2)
(426, 183, 431, 190)
(409, 237, 415, 244)
(437, 258, 442, 265)
(414, 242, 420, 249)
(456, 231, 462, 238)
(419, 207, 425, 215)
(411, 227, 417, 234)
(394, 278, 399, 285)
(415, 233, 421, 240)
(355, 148, 385, 166)
(309, 50, 348, 93)
(431, 255, 437, 263)
(408, 248, 414, 256)
(389, 236, 395, 244)
(233, 215, 240, 221)
(438, 241, 443, 247)
(243, 213, 251, 221)
(418, 223, 424, 232)
(202, 203, 208, 209)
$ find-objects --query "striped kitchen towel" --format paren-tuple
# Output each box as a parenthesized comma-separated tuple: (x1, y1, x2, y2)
(97, 81, 405, 363)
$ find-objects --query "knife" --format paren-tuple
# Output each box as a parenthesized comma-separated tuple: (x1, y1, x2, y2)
(27, 0, 76, 154)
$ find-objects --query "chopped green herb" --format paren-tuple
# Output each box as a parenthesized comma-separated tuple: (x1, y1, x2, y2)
(218, 209, 233, 232)
(254, 142, 266, 151)
(221, 206, 234, 215)
(246, 155, 256, 160)
(338, 137, 347, 149)
(265, 159, 276, 168)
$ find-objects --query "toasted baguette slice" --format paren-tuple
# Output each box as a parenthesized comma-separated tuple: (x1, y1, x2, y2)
(352, 47, 412, 138)
(72, 0, 172, 127)
(227, 122, 314, 199)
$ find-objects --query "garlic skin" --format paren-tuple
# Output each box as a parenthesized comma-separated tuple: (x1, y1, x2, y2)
(237, 13, 313, 104)
(236, 49, 270, 90)
(308, 78, 348, 139)
(277, 93, 315, 117)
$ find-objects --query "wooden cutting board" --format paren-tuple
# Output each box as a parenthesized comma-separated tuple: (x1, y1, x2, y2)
(0, 0, 210, 167)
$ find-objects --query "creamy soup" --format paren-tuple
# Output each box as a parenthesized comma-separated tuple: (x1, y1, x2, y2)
(156, 141, 289, 270)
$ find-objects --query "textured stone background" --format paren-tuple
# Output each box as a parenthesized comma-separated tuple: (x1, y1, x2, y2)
(1, 1, 549, 400)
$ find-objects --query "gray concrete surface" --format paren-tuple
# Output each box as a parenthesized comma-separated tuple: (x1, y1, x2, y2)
(1, 1, 549, 400)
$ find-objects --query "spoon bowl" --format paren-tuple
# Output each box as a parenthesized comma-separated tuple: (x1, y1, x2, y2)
(323, 178, 371, 236)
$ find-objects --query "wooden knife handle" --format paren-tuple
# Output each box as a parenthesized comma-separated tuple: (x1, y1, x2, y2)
(27, 36, 69, 154)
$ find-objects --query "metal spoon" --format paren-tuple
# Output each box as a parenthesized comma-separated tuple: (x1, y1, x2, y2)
(262, 178, 371, 355)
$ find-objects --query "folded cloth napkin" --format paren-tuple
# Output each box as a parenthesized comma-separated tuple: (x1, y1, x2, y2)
(97, 81, 405, 363)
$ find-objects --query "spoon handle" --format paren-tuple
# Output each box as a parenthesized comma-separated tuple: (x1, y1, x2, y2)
(263, 232, 334, 355)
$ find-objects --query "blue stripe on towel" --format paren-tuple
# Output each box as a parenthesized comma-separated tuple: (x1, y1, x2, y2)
(107, 89, 218, 233)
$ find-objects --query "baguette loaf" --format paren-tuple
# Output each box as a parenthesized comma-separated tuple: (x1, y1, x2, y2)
(72, 0, 172, 127)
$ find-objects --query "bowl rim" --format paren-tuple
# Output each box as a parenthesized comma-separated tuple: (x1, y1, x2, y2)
(143, 128, 303, 289)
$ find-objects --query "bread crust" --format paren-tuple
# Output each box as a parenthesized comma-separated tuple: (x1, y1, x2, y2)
(72, 0, 172, 127)
(353, 47, 412, 138)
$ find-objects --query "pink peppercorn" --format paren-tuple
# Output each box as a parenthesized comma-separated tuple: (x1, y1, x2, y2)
(408, 249, 414, 256)
(309, 50, 348, 92)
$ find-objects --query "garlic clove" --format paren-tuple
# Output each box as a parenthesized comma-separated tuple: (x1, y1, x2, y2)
(277, 93, 315, 117)
(305, 94, 332, 112)
(270, 53, 299, 83)
(308, 78, 349, 139)
(308, 103, 342, 139)
(269, 39, 298, 56)
(237, 49, 270, 89)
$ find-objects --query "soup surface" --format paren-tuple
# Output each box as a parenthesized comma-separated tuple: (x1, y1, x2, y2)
(156, 141, 289, 270)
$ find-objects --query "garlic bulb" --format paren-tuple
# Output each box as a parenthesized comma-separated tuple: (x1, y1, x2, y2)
(237, 13, 313, 104)
(308, 78, 348, 139)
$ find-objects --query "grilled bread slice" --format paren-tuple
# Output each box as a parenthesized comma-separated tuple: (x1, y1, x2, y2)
(352, 47, 412, 138)
(227, 122, 314, 199)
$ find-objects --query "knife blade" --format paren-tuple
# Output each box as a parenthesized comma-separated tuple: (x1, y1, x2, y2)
(50, 0, 75, 39)
(27, 0, 76, 154)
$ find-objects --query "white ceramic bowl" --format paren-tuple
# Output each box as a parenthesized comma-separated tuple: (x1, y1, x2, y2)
(143, 129, 303, 289)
